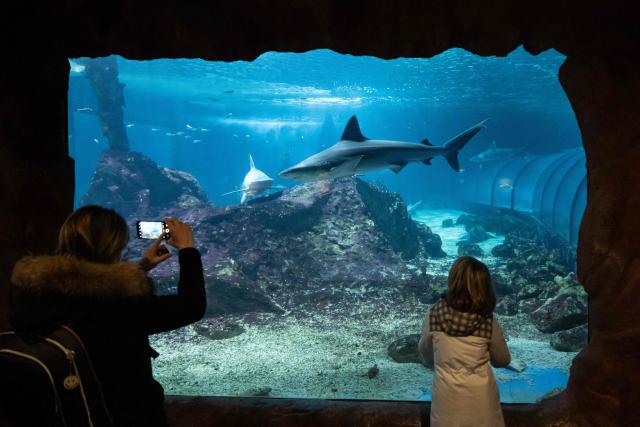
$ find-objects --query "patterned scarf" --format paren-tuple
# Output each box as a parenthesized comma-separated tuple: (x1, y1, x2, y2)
(429, 298, 492, 339)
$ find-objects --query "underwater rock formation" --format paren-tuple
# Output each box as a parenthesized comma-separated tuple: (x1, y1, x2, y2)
(494, 295, 518, 316)
(466, 225, 489, 243)
(530, 291, 587, 333)
(82, 57, 129, 151)
(457, 211, 575, 269)
(387, 334, 423, 364)
(551, 325, 588, 352)
(88, 148, 447, 318)
(184, 177, 445, 317)
(456, 241, 483, 257)
(81, 150, 210, 218)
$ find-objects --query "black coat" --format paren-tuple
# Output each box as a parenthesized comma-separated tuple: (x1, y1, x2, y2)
(8, 248, 206, 426)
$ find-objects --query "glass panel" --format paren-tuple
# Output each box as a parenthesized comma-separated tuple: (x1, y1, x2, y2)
(551, 155, 586, 241)
(512, 155, 562, 212)
(67, 48, 586, 404)
(490, 157, 531, 209)
(536, 151, 584, 226)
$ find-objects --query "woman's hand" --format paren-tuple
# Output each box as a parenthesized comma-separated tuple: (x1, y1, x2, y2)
(165, 218, 195, 250)
(139, 235, 173, 272)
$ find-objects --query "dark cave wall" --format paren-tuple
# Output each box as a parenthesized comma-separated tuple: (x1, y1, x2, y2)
(2, 1, 640, 425)
(0, 57, 74, 329)
(560, 54, 640, 426)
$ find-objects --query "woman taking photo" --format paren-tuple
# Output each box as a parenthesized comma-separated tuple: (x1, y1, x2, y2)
(9, 205, 206, 426)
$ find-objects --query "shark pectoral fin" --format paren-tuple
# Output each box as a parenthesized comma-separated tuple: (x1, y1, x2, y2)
(330, 155, 364, 177)
(389, 162, 407, 174)
(422, 157, 433, 166)
(220, 187, 248, 196)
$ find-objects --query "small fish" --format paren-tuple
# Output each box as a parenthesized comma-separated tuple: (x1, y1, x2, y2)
(176, 131, 184, 136)
(184, 135, 192, 139)
(75, 107, 93, 113)
(126, 123, 135, 128)
(200, 128, 209, 132)
(151, 128, 159, 132)
(93, 138, 100, 144)
(186, 124, 196, 130)
(165, 132, 176, 136)
(193, 139, 202, 143)
(499, 183, 514, 190)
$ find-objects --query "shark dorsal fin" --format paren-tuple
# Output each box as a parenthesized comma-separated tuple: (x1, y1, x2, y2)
(249, 154, 255, 169)
(340, 116, 368, 142)
(421, 138, 433, 146)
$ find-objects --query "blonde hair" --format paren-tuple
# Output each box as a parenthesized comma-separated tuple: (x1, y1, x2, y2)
(57, 205, 129, 264)
(445, 256, 496, 316)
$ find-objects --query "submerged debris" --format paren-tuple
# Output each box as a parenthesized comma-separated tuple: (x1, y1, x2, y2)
(506, 358, 527, 373)
(193, 319, 245, 340)
(367, 364, 379, 379)
(387, 334, 423, 364)
(240, 387, 272, 397)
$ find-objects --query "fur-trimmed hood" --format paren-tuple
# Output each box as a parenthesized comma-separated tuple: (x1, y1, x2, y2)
(11, 255, 152, 299)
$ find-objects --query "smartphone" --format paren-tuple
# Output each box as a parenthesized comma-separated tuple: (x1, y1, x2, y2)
(136, 221, 170, 240)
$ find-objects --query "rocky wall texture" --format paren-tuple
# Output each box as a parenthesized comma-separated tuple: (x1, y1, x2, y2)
(2, 1, 640, 426)
(559, 54, 640, 426)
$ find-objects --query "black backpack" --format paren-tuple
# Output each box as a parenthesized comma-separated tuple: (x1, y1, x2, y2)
(0, 325, 114, 427)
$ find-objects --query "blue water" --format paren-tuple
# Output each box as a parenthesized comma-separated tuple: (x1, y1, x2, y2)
(421, 366, 568, 403)
(67, 47, 581, 402)
(69, 48, 582, 211)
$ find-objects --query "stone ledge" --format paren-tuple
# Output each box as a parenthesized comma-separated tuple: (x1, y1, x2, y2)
(165, 395, 566, 427)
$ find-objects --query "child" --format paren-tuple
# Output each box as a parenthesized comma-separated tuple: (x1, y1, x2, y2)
(419, 256, 511, 427)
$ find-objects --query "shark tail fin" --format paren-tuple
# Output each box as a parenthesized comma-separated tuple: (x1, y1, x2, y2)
(249, 154, 255, 169)
(443, 119, 488, 172)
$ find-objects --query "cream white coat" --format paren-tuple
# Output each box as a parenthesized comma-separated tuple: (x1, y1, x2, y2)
(419, 309, 510, 427)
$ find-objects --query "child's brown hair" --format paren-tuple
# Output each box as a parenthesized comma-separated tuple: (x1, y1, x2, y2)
(445, 256, 496, 317)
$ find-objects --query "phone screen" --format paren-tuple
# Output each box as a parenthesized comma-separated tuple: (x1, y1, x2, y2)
(137, 221, 169, 239)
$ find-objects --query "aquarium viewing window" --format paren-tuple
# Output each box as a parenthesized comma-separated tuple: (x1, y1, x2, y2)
(68, 48, 588, 402)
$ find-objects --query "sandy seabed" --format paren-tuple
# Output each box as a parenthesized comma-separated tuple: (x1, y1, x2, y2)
(150, 209, 578, 402)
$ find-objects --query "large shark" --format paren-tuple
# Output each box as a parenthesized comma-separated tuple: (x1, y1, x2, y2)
(222, 155, 275, 204)
(279, 116, 487, 181)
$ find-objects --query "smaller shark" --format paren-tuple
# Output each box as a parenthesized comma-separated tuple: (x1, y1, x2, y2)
(469, 141, 521, 164)
(221, 155, 275, 204)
